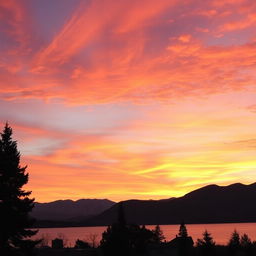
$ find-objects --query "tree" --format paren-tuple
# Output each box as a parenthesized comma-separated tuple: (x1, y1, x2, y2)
(240, 233, 251, 248)
(100, 202, 130, 256)
(197, 230, 215, 247)
(240, 233, 252, 254)
(0, 123, 37, 255)
(100, 202, 157, 255)
(228, 230, 240, 255)
(152, 225, 165, 244)
(177, 222, 193, 256)
(197, 230, 215, 256)
(117, 201, 126, 228)
(178, 221, 188, 238)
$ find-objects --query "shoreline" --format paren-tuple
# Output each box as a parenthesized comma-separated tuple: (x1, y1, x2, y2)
(33, 220, 256, 229)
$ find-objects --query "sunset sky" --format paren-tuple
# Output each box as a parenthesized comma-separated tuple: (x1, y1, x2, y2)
(1, 0, 256, 202)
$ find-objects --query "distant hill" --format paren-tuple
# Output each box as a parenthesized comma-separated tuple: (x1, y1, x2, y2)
(84, 183, 256, 226)
(32, 199, 115, 222)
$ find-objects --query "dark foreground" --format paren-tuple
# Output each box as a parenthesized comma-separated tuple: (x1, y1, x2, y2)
(35, 245, 256, 256)
(34, 221, 256, 256)
(36, 248, 97, 256)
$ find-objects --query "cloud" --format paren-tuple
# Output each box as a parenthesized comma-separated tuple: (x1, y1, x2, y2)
(0, 0, 255, 105)
(0, 0, 33, 57)
(219, 13, 256, 32)
(33, 0, 175, 70)
(247, 105, 256, 112)
(2, 0, 256, 201)
(226, 139, 256, 150)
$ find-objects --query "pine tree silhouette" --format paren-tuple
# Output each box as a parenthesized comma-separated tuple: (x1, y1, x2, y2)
(0, 123, 38, 255)
(152, 225, 165, 244)
(240, 233, 252, 255)
(228, 230, 240, 255)
(197, 230, 215, 256)
(177, 222, 193, 256)
(178, 221, 188, 238)
(101, 202, 157, 255)
(117, 201, 126, 227)
(100, 202, 130, 256)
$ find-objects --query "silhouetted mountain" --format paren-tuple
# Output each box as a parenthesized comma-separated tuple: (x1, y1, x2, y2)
(84, 183, 256, 226)
(32, 199, 115, 222)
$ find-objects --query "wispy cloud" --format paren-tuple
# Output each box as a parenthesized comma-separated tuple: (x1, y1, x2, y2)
(1, 0, 256, 201)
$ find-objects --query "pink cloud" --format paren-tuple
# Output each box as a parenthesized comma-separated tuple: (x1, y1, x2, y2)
(2, 0, 256, 201)
(220, 13, 256, 32)
(0, 0, 255, 105)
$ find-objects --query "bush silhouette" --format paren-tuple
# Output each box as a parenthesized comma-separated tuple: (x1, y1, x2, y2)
(75, 239, 91, 249)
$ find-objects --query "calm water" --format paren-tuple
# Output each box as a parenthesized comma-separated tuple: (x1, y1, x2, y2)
(35, 223, 256, 247)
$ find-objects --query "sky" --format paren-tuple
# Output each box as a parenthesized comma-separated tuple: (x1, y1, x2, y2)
(1, 0, 256, 202)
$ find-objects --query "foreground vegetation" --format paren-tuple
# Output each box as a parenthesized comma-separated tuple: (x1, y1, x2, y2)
(35, 223, 256, 256)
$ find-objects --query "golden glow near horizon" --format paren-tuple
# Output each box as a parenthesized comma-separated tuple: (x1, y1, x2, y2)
(1, 0, 256, 202)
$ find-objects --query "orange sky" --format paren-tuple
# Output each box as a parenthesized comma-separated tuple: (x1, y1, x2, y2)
(1, 0, 256, 202)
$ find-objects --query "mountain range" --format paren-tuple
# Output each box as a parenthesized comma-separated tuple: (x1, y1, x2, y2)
(32, 199, 115, 223)
(32, 182, 256, 227)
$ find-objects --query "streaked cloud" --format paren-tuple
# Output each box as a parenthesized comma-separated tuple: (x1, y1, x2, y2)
(1, 0, 256, 201)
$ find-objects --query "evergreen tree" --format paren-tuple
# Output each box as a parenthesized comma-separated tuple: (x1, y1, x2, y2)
(100, 202, 157, 255)
(228, 230, 240, 255)
(100, 202, 130, 256)
(240, 233, 251, 248)
(240, 233, 252, 255)
(129, 224, 154, 254)
(177, 222, 193, 256)
(197, 230, 215, 247)
(117, 201, 126, 227)
(0, 123, 37, 255)
(152, 225, 165, 244)
(178, 222, 188, 238)
(197, 230, 215, 256)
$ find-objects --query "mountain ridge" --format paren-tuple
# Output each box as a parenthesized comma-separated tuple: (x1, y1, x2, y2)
(32, 182, 256, 227)
(84, 182, 256, 226)
(32, 198, 115, 222)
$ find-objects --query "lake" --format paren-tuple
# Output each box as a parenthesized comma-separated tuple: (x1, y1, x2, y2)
(35, 223, 256, 247)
